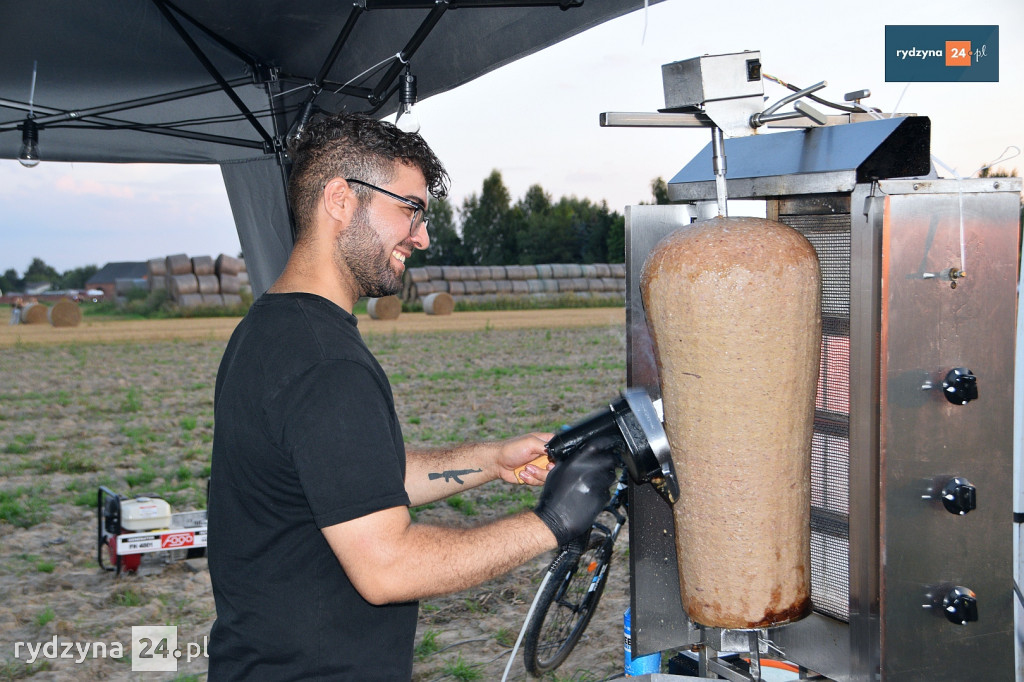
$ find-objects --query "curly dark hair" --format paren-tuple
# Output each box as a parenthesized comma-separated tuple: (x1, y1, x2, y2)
(287, 112, 449, 241)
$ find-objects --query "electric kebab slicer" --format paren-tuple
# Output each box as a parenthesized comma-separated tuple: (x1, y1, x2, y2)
(522, 388, 679, 505)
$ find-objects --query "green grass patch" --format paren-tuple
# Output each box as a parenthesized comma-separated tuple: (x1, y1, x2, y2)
(414, 629, 440, 660)
(35, 607, 55, 627)
(40, 451, 99, 474)
(440, 655, 482, 681)
(120, 386, 142, 413)
(0, 487, 51, 528)
(445, 495, 476, 516)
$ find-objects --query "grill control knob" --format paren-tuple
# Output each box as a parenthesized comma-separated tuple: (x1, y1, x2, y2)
(941, 477, 977, 515)
(942, 586, 978, 625)
(942, 368, 977, 405)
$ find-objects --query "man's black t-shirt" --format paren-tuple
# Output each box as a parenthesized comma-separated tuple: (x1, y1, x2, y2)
(207, 293, 415, 681)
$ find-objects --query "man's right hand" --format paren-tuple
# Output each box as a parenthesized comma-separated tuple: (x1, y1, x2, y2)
(533, 438, 618, 547)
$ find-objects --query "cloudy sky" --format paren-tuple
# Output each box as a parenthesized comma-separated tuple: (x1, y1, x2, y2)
(1, 0, 1020, 274)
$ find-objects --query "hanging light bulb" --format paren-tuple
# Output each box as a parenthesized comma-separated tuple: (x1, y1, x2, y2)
(18, 118, 40, 168)
(395, 68, 420, 134)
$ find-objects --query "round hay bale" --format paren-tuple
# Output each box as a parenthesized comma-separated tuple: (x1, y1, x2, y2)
(115, 278, 141, 295)
(610, 263, 626, 278)
(48, 298, 81, 327)
(237, 271, 250, 286)
(581, 264, 598, 278)
(565, 264, 583, 278)
(479, 280, 497, 294)
(448, 281, 466, 296)
(427, 279, 449, 293)
(169, 274, 199, 299)
(21, 303, 49, 324)
(556, 278, 575, 292)
(505, 265, 524, 280)
(197, 275, 220, 295)
(425, 265, 443, 279)
(494, 280, 513, 294)
(441, 265, 462, 281)
(540, 279, 559, 293)
(214, 254, 243, 276)
(222, 294, 244, 307)
(550, 264, 568, 278)
(177, 293, 204, 308)
(527, 279, 545, 293)
(571, 278, 589, 291)
(463, 280, 482, 295)
(423, 292, 454, 315)
(408, 267, 429, 283)
(601, 277, 621, 292)
(536, 264, 553, 278)
(201, 293, 225, 306)
(511, 280, 529, 295)
(238, 257, 247, 272)
(521, 266, 539, 279)
(587, 278, 607, 292)
(595, 263, 611, 277)
(219, 274, 241, 294)
(473, 266, 490, 280)
(458, 265, 478, 281)
(191, 255, 215, 276)
(146, 258, 167, 277)
(367, 296, 401, 320)
(165, 253, 192, 275)
(149, 275, 167, 292)
(413, 282, 433, 298)
(489, 266, 507, 279)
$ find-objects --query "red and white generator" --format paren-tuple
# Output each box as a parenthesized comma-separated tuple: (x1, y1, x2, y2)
(97, 486, 207, 576)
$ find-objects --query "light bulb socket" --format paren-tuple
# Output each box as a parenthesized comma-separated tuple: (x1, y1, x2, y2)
(18, 118, 40, 168)
(399, 71, 417, 106)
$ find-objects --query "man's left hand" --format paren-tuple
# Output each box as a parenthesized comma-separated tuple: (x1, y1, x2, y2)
(493, 433, 553, 486)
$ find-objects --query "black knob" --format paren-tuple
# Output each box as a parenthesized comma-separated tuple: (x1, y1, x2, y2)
(942, 586, 978, 625)
(941, 477, 977, 515)
(942, 368, 977, 405)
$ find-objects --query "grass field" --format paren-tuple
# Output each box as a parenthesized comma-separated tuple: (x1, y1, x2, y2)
(0, 314, 633, 681)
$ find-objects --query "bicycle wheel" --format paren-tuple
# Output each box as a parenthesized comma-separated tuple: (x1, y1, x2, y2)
(522, 529, 615, 675)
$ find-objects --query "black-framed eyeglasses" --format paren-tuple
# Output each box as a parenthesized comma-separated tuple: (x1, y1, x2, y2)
(346, 178, 428, 237)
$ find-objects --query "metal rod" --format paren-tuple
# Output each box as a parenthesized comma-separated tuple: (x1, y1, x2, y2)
(0, 80, 252, 131)
(748, 631, 762, 681)
(315, 5, 365, 88)
(711, 126, 728, 217)
(369, 1, 450, 105)
(163, 0, 263, 70)
(152, 0, 275, 147)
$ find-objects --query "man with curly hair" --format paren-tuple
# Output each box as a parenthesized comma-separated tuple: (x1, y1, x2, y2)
(207, 112, 617, 680)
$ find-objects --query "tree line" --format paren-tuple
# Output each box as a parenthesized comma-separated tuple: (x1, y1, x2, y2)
(407, 170, 669, 268)
(0, 258, 98, 295)
(1, 172, 670, 294)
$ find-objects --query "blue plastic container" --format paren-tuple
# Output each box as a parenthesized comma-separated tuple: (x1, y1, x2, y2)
(624, 607, 662, 676)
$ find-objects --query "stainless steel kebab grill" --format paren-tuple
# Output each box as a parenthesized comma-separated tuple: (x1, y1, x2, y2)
(602, 52, 1021, 681)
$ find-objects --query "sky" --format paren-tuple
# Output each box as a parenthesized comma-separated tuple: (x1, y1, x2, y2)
(1, 0, 1021, 274)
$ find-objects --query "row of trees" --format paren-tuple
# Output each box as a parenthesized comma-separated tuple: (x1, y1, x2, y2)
(407, 170, 668, 268)
(1, 173, 669, 293)
(0, 258, 98, 295)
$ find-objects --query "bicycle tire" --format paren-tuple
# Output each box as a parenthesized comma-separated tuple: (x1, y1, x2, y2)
(522, 529, 614, 675)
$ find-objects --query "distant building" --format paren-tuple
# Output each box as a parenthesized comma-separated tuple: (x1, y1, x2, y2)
(86, 262, 148, 299)
(24, 281, 53, 296)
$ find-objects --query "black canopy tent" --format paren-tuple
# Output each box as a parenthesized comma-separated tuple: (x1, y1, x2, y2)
(0, 0, 655, 295)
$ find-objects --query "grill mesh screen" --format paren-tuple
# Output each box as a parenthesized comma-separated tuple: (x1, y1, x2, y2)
(785, 211, 852, 622)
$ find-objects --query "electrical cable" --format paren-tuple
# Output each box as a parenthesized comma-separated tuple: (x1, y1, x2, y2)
(500, 566, 553, 682)
(762, 72, 860, 113)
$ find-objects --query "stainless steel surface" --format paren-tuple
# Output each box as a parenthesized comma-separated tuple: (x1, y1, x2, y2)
(875, 182, 1017, 678)
(600, 110, 880, 129)
(661, 51, 763, 109)
(626, 204, 703, 655)
(711, 127, 728, 215)
(666, 117, 932, 202)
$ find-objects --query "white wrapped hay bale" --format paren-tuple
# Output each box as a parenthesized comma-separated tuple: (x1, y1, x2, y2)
(422, 292, 454, 315)
(367, 296, 401, 320)
(191, 255, 215, 276)
(165, 253, 191, 276)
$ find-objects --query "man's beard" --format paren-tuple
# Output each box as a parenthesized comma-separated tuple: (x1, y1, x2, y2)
(334, 204, 405, 299)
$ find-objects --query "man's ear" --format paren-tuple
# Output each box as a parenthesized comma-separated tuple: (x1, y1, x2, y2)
(322, 177, 357, 228)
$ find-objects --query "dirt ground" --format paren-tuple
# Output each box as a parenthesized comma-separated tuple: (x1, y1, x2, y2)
(0, 308, 638, 682)
(0, 308, 626, 348)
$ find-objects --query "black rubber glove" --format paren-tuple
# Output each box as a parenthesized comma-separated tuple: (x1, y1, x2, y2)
(533, 437, 619, 547)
